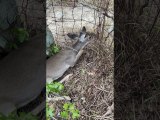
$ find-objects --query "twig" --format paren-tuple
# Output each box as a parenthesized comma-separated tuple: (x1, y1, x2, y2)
(60, 74, 73, 83)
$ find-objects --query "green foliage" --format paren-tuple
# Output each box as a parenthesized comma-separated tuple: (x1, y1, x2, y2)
(0, 112, 38, 120)
(7, 27, 29, 50)
(72, 109, 80, 119)
(60, 103, 80, 119)
(48, 44, 60, 56)
(46, 82, 64, 94)
(11, 28, 29, 43)
(60, 111, 69, 119)
(46, 82, 80, 119)
(46, 103, 54, 120)
(46, 82, 64, 120)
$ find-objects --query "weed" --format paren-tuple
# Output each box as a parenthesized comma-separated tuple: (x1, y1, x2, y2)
(46, 103, 54, 120)
(60, 103, 80, 119)
(46, 82, 80, 120)
(47, 44, 61, 57)
(7, 27, 29, 50)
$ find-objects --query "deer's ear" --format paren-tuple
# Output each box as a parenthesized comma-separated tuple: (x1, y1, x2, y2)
(67, 33, 79, 40)
(82, 26, 86, 32)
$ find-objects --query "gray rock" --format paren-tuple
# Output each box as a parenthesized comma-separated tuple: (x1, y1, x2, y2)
(0, 0, 18, 49)
(46, 27, 54, 48)
(46, 27, 54, 55)
(0, 0, 18, 30)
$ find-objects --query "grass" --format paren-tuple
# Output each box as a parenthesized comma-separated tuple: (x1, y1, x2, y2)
(114, 0, 160, 119)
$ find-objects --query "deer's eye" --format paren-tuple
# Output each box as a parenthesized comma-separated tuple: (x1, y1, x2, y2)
(84, 34, 89, 38)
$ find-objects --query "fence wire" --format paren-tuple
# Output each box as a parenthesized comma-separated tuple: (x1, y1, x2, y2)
(46, 0, 114, 44)
(0, 0, 113, 48)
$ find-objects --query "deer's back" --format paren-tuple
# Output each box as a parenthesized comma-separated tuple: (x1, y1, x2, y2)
(46, 48, 77, 80)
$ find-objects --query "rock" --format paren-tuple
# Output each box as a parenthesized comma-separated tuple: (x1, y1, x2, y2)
(46, 27, 54, 55)
(0, 0, 18, 30)
(46, 27, 54, 48)
(0, 0, 18, 49)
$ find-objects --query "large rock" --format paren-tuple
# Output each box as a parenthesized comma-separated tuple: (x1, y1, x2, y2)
(46, 27, 54, 55)
(0, 0, 18, 48)
(0, 0, 17, 30)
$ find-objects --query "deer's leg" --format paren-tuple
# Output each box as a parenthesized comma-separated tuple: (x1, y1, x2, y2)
(70, 49, 84, 67)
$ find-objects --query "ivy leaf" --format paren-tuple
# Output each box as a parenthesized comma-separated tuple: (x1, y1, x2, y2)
(69, 103, 75, 112)
(47, 82, 64, 93)
(48, 44, 60, 56)
(60, 111, 69, 119)
(52, 45, 60, 53)
(72, 109, 80, 119)
(57, 83, 64, 92)
(63, 103, 69, 111)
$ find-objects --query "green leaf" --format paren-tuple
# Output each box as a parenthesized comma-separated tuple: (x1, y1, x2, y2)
(63, 103, 69, 111)
(72, 109, 80, 119)
(69, 103, 75, 112)
(46, 103, 54, 119)
(11, 28, 29, 43)
(46, 82, 64, 93)
(57, 83, 64, 92)
(48, 44, 61, 56)
(53, 45, 60, 53)
(60, 111, 69, 119)
(47, 108, 54, 118)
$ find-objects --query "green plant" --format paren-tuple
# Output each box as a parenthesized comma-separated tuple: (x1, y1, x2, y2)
(46, 82, 64, 120)
(48, 44, 60, 56)
(0, 112, 38, 120)
(60, 103, 80, 119)
(46, 103, 54, 120)
(8, 27, 29, 50)
(46, 82, 64, 94)
(46, 82, 80, 119)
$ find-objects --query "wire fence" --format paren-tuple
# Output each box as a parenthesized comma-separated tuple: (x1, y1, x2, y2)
(14, 0, 113, 42)
(0, 0, 113, 55)
(46, 0, 114, 45)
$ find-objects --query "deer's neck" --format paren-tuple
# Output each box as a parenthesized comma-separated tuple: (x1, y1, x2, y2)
(72, 41, 89, 52)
